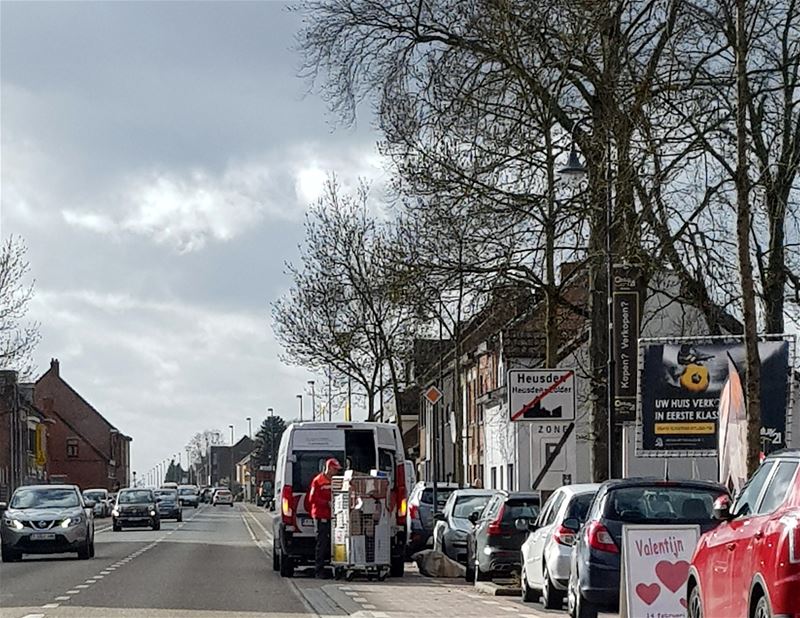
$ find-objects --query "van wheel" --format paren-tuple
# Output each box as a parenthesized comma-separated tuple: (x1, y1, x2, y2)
(279, 551, 294, 577)
(390, 554, 404, 577)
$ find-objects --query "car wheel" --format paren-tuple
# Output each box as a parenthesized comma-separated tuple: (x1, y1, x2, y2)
(229, 503, 234, 508)
(465, 561, 475, 583)
(390, 554, 404, 577)
(688, 585, 703, 618)
(279, 550, 294, 577)
(575, 590, 598, 618)
(753, 595, 771, 618)
(1, 545, 21, 562)
(476, 563, 492, 581)
(88, 538, 95, 558)
(521, 567, 537, 602)
(77, 541, 91, 560)
(152, 520, 161, 531)
(542, 563, 565, 609)
(272, 548, 280, 571)
(177, 513, 182, 522)
(113, 522, 121, 532)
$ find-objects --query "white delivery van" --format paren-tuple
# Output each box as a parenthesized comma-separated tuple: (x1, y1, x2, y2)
(272, 422, 408, 578)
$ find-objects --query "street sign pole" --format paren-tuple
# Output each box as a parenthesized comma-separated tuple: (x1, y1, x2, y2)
(424, 385, 444, 514)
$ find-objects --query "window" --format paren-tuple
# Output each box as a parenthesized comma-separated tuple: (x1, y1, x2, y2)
(544, 492, 565, 526)
(491, 467, 497, 489)
(733, 462, 775, 517)
(291, 450, 345, 493)
(757, 461, 798, 515)
(507, 464, 514, 491)
(566, 492, 596, 524)
(605, 486, 725, 523)
(499, 466, 504, 490)
(66, 438, 79, 458)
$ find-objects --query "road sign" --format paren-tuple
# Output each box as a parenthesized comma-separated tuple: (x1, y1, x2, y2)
(424, 385, 443, 405)
(508, 369, 576, 422)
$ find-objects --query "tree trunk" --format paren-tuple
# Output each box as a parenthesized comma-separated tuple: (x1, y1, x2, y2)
(735, 0, 763, 475)
(763, 191, 787, 334)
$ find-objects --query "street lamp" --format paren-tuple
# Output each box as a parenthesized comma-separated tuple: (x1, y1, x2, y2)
(560, 117, 616, 479)
(246, 416, 252, 438)
(308, 380, 317, 419)
(267, 407, 273, 417)
(229, 424, 235, 445)
(296, 394, 304, 421)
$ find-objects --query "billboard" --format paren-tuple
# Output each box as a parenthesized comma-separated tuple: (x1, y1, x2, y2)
(637, 337, 794, 457)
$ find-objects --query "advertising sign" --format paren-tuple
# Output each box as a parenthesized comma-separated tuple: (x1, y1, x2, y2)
(620, 525, 700, 618)
(613, 265, 642, 422)
(508, 369, 576, 422)
(637, 337, 793, 457)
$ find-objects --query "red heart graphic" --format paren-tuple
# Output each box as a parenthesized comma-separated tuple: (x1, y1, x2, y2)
(636, 583, 661, 605)
(656, 560, 691, 593)
(680, 598, 688, 609)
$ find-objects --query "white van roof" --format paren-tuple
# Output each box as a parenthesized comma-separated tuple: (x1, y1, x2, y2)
(287, 421, 403, 451)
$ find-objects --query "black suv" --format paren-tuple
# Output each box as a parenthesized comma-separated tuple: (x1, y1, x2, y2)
(112, 488, 161, 531)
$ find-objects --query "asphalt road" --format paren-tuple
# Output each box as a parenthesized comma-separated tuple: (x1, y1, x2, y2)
(0, 504, 314, 618)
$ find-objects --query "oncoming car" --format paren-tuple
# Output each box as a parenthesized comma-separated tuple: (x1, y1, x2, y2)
(154, 488, 183, 521)
(112, 488, 160, 531)
(0, 484, 95, 562)
(213, 489, 234, 506)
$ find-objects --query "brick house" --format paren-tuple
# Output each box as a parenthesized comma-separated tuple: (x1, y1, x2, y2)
(35, 359, 132, 491)
(209, 436, 255, 489)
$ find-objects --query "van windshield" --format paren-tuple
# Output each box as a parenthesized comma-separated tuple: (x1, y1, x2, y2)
(292, 450, 345, 493)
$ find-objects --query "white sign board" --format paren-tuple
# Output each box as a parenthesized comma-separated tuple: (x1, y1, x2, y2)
(620, 525, 700, 618)
(508, 369, 576, 422)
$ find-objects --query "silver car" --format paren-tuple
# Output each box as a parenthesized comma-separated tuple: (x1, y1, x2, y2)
(0, 484, 95, 562)
(433, 489, 498, 564)
(520, 483, 599, 608)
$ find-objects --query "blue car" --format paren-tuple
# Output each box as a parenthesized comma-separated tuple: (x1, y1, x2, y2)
(154, 488, 183, 522)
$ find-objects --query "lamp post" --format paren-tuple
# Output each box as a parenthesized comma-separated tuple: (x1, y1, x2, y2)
(229, 424, 234, 445)
(559, 118, 616, 480)
(246, 417, 252, 438)
(296, 394, 304, 421)
(308, 380, 316, 420)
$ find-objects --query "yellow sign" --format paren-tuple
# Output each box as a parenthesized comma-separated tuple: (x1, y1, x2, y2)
(654, 422, 715, 435)
(35, 424, 47, 467)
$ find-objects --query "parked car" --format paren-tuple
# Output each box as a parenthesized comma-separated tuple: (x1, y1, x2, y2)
(112, 488, 160, 531)
(466, 491, 541, 582)
(521, 484, 600, 608)
(0, 484, 95, 562)
(406, 482, 461, 557)
(256, 480, 274, 508)
(160, 482, 178, 490)
(213, 488, 234, 506)
(154, 488, 183, 521)
(567, 478, 727, 618)
(687, 450, 800, 618)
(272, 421, 409, 578)
(83, 488, 112, 518)
(177, 485, 199, 508)
(433, 488, 498, 564)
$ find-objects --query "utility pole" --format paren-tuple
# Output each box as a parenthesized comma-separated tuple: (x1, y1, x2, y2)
(297, 394, 303, 421)
(328, 365, 333, 421)
(246, 416, 252, 438)
(229, 424, 234, 445)
(308, 380, 317, 420)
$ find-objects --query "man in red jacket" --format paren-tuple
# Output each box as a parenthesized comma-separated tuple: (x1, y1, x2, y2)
(307, 457, 342, 578)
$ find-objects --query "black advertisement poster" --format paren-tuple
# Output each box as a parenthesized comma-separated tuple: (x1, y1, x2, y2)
(613, 265, 642, 422)
(638, 339, 792, 456)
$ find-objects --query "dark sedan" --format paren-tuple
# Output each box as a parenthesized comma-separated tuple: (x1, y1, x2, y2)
(112, 488, 161, 531)
(466, 491, 540, 582)
(567, 478, 728, 618)
(154, 489, 183, 521)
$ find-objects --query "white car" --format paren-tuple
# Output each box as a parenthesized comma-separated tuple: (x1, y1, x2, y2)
(212, 489, 234, 506)
(520, 484, 600, 609)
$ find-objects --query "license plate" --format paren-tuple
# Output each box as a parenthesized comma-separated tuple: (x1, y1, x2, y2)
(301, 517, 313, 527)
(30, 533, 56, 541)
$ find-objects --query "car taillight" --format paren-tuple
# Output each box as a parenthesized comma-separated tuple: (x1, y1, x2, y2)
(408, 503, 419, 521)
(789, 518, 800, 564)
(586, 521, 619, 553)
(487, 505, 505, 536)
(395, 463, 407, 525)
(281, 485, 294, 526)
(554, 525, 577, 546)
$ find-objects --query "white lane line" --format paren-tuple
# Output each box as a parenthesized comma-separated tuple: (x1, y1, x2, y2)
(66, 589, 80, 594)
(85, 579, 96, 584)
(353, 597, 368, 602)
(20, 614, 45, 618)
(41, 603, 59, 609)
(75, 584, 90, 589)
(54, 596, 70, 601)
(94, 574, 104, 579)
(100, 570, 111, 574)
(363, 604, 376, 609)
(372, 613, 390, 618)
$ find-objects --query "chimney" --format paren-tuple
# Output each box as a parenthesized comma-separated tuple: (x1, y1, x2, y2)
(50, 358, 60, 376)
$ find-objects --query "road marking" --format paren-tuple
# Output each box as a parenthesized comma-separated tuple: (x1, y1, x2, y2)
(100, 570, 111, 574)
(85, 579, 96, 583)
(41, 603, 59, 609)
(353, 597, 368, 602)
(363, 604, 376, 609)
(54, 596, 70, 601)
(75, 584, 90, 589)
(66, 589, 80, 594)
(20, 614, 45, 618)
(500, 608, 519, 612)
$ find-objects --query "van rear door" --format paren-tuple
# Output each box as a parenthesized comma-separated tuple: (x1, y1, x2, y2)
(344, 429, 377, 472)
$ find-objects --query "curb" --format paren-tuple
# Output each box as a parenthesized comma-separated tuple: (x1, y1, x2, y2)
(474, 581, 520, 597)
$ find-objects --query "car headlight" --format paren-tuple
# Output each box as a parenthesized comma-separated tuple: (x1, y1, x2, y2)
(150, 510, 156, 516)
(61, 515, 83, 528)
(112, 509, 119, 517)
(4, 517, 23, 530)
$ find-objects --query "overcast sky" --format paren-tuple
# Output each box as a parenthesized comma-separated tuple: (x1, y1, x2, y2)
(1, 1, 383, 479)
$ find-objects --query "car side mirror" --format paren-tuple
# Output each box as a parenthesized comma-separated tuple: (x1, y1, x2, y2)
(562, 517, 580, 532)
(0, 502, 7, 513)
(85, 500, 96, 509)
(515, 517, 530, 531)
(713, 495, 733, 521)
(433, 512, 445, 522)
(468, 511, 480, 525)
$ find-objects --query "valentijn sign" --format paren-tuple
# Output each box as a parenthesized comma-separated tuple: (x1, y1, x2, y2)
(613, 264, 642, 423)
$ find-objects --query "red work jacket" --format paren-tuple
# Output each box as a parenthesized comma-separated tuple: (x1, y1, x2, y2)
(306, 472, 332, 520)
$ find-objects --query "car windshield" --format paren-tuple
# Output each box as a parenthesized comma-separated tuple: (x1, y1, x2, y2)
(10, 488, 80, 509)
(155, 490, 177, 500)
(501, 500, 540, 523)
(178, 488, 196, 495)
(118, 491, 153, 504)
(453, 495, 493, 519)
(421, 487, 456, 506)
(604, 486, 724, 523)
(84, 491, 106, 501)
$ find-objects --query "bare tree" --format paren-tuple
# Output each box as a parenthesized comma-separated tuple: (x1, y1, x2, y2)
(0, 236, 40, 378)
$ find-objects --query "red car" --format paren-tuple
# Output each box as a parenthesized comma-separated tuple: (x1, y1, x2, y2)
(687, 449, 800, 618)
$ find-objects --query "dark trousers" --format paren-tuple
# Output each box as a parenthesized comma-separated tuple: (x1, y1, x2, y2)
(314, 518, 331, 575)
